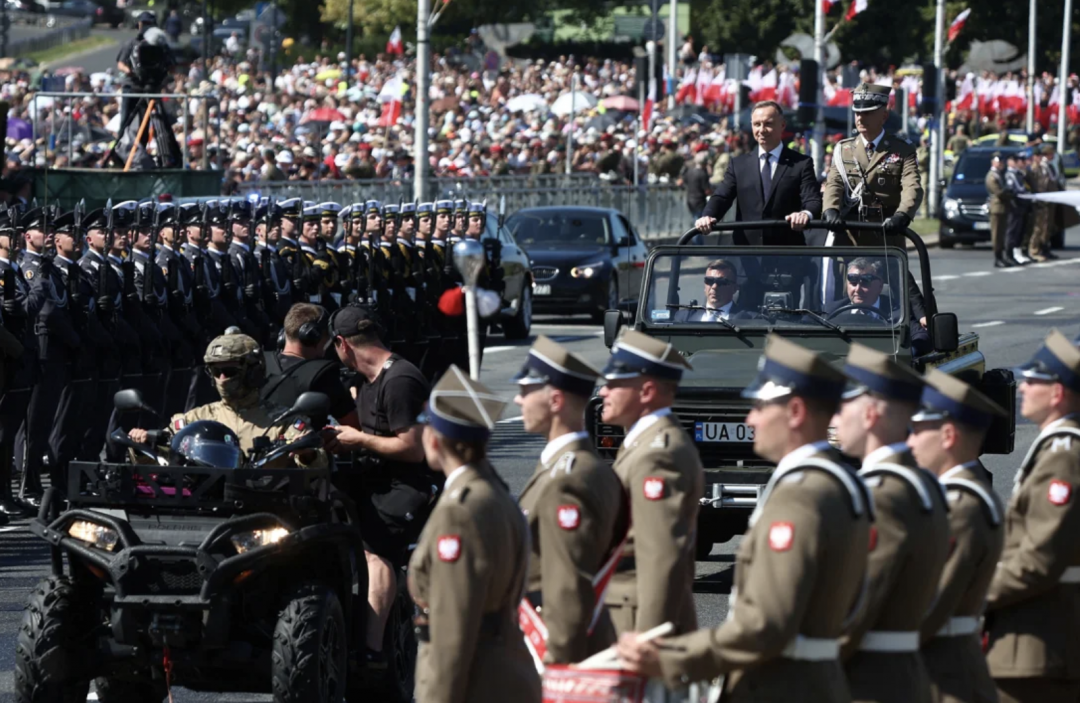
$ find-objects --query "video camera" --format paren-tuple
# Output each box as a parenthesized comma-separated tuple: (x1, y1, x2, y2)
(129, 27, 173, 90)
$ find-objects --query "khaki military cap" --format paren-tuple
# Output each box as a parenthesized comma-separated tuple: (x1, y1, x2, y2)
(852, 82, 890, 112)
(424, 365, 506, 441)
(1018, 329, 1080, 393)
(911, 368, 1006, 429)
(743, 334, 846, 401)
(842, 342, 924, 402)
(514, 335, 600, 397)
(601, 329, 692, 382)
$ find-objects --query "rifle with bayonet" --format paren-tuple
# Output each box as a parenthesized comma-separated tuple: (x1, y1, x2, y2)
(68, 199, 85, 331)
(3, 205, 23, 339)
(98, 198, 116, 321)
(192, 201, 210, 316)
(145, 203, 160, 310)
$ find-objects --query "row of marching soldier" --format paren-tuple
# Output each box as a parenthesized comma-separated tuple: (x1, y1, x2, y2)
(0, 195, 502, 523)
(407, 327, 1080, 703)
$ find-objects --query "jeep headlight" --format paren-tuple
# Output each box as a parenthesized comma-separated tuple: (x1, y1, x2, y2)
(68, 520, 119, 552)
(943, 198, 960, 219)
(231, 526, 290, 554)
(570, 262, 604, 279)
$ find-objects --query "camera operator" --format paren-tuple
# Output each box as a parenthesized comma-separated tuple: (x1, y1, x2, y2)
(113, 11, 178, 167)
(261, 303, 359, 429)
(116, 12, 158, 130)
(320, 304, 435, 668)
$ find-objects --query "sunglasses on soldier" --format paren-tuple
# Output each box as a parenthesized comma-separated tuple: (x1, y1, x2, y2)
(205, 364, 243, 379)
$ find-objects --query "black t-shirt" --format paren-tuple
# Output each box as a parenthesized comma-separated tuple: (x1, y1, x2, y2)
(357, 353, 429, 479)
(274, 354, 356, 421)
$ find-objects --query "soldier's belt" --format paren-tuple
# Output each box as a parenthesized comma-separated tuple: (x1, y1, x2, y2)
(858, 631, 919, 653)
(780, 635, 840, 661)
(1060, 566, 1080, 584)
(934, 616, 979, 638)
(414, 611, 504, 643)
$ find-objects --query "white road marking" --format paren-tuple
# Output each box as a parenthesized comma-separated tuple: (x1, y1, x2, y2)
(531, 323, 602, 330)
(1034, 306, 1065, 316)
(972, 320, 1006, 328)
(936, 275, 960, 281)
(963, 271, 992, 277)
(497, 416, 524, 424)
(485, 346, 519, 353)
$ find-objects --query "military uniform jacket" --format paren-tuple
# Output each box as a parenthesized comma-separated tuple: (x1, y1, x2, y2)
(844, 444, 951, 703)
(518, 432, 629, 663)
(0, 256, 42, 361)
(408, 463, 541, 703)
(19, 251, 80, 361)
(156, 246, 203, 349)
(823, 133, 924, 223)
(604, 409, 704, 636)
(920, 462, 1004, 703)
(298, 244, 338, 307)
(656, 442, 869, 703)
(254, 244, 293, 320)
(984, 168, 1011, 215)
(183, 244, 237, 337)
(986, 415, 1080, 680)
(56, 254, 114, 361)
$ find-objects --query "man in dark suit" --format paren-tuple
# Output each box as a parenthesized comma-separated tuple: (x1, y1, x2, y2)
(823, 257, 931, 356)
(672, 259, 750, 322)
(695, 101, 822, 245)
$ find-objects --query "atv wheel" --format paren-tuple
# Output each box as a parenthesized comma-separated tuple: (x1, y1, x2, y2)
(272, 583, 347, 703)
(13, 577, 93, 703)
(93, 676, 165, 703)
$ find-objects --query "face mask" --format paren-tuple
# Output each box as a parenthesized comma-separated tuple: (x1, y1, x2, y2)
(215, 375, 252, 403)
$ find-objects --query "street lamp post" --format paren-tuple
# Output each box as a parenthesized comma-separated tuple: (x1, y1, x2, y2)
(414, 0, 432, 201)
(344, 0, 354, 89)
(1057, 0, 1073, 149)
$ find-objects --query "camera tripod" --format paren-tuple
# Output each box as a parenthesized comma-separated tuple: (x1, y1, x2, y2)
(102, 92, 183, 170)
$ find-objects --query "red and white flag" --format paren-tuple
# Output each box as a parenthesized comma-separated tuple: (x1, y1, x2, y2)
(947, 9, 971, 43)
(643, 77, 656, 129)
(845, 0, 868, 21)
(386, 25, 403, 55)
(377, 74, 406, 126)
(822, 0, 837, 13)
(675, 68, 697, 104)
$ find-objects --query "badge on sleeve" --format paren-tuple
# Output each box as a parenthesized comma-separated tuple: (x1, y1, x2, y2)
(557, 505, 580, 530)
(643, 477, 665, 501)
(437, 535, 461, 562)
(1049, 480, 1072, 506)
(768, 522, 795, 552)
(293, 418, 306, 431)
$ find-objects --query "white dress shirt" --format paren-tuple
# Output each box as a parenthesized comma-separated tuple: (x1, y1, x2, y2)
(541, 431, 589, 465)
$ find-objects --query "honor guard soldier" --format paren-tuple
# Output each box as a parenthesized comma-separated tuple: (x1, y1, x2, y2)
(276, 197, 303, 264)
(382, 202, 400, 246)
(835, 343, 951, 703)
(181, 202, 236, 338)
(400, 201, 418, 243)
(336, 204, 368, 304)
(985, 331, 1080, 703)
(317, 201, 340, 245)
(907, 370, 1006, 703)
(597, 330, 703, 636)
(254, 200, 294, 329)
(156, 204, 202, 416)
(823, 82, 923, 244)
(205, 201, 254, 338)
(451, 199, 468, 243)
(434, 199, 454, 246)
(514, 336, 630, 664)
(409, 366, 541, 703)
(17, 206, 81, 505)
(227, 199, 273, 344)
(619, 334, 869, 703)
(295, 205, 339, 309)
(416, 201, 435, 250)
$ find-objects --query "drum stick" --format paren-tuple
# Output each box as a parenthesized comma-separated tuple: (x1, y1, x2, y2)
(574, 621, 675, 670)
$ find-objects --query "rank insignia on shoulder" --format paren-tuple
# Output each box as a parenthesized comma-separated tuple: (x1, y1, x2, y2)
(768, 521, 795, 552)
(1051, 436, 1072, 452)
(643, 477, 665, 500)
(649, 433, 668, 449)
(557, 505, 580, 530)
(1049, 480, 1072, 506)
(437, 535, 461, 562)
(552, 452, 575, 476)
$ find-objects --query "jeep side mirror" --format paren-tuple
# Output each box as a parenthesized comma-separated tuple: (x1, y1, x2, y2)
(114, 388, 154, 415)
(931, 312, 959, 353)
(603, 309, 624, 348)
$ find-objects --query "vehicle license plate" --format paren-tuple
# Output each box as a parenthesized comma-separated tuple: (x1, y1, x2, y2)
(533, 283, 552, 295)
(973, 222, 990, 231)
(694, 422, 755, 442)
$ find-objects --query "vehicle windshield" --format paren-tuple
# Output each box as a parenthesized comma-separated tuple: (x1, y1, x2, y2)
(507, 212, 611, 247)
(643, 248, 908, 331)
(953, 149, 1019, 183)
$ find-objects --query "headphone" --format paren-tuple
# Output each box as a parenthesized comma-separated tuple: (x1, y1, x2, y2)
(298, 307, 330, 347)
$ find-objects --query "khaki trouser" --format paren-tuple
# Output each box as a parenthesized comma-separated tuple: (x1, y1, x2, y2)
(995, 677, 1080, 703)
(1028, 203, 1052, 256)
(990, 212, 1007, 256)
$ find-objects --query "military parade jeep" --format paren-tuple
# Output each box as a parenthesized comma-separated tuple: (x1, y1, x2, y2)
(588, 221, 1018, 559)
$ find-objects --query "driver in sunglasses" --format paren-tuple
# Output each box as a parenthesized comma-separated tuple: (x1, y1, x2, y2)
(674, 259, 748, 323)
(825, 257, 930, 354)
(128, 330, 326, 468)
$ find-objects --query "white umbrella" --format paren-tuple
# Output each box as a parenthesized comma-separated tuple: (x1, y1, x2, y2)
(506, 93, 548, 113)
(550, 90, 597, 117)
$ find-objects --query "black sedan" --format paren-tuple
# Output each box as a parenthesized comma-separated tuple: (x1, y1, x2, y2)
(939, 146, 1021, 248)
(505, 206, 648, 322)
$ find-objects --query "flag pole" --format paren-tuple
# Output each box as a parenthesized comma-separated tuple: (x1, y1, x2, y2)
(1057, 0, 1072, 150)
(1026, 0, 1035, 133)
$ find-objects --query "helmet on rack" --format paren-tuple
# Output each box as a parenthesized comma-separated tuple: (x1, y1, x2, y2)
(170, 420, 244, 468)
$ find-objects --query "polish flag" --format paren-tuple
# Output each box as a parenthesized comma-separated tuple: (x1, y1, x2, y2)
(845, 0, 868, 21)
(703, 66, 726, 107)
(752, 68, 779, 103)
(377, 74, 406, 126)
(955, 73, 976, 111)
(386, 25, 404, 55)
(694, 66, 711, 106)
(822, 0, 836, 12)
(675, 68, 697, 104)
(643, 77, 656, 128)
(947, 9, 971, 43)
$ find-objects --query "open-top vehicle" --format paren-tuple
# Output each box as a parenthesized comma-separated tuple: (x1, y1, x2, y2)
(14, 391, 417, 703)
(591, 221, 1017, 558)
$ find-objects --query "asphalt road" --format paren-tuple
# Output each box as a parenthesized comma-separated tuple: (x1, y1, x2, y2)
(1, 231, 1079, 702)
(42, 26, 134, 73)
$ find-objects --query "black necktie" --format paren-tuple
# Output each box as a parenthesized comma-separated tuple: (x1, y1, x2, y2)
(760, 153, 773, 200)
(866, 140, 875, 158)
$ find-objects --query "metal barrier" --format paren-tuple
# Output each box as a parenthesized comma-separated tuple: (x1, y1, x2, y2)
(8, 16, 91, 56)
(30, 91, 222, 170)
(237, 176, 692, 240)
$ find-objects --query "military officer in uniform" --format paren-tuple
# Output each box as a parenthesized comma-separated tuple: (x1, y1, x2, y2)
(296, 205, 338, 309)
(598, 330, 703, 636)
(400, 201, 418, 243)
(416, 201, 434, 251)
(451, 199, 468, 243)
(513, 336, 629, 664)
(409, 366, 541, 703)
(907, 370, 1006, 703)
(156, 204, 201, 417)
(276, 197, 303, 264)
(254, 200, 294, 328)
(985, 330, 1080, 703)
(205, 201, 251, 336)
(618, 334, 870, 702)
(226, 199, 273, 345)
(434, 199, 454, 245)
(834, 343, 951, 703)
(984, 152, 1014, 268)
(823, 83, 923, 244)
(317, 201, 340, 245)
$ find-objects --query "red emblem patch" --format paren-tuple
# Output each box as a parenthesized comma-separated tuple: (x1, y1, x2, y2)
(557, 505, 580, 530)
(768, 522, 795, 552)
(1049, 480, 1072, 506)
(643, 477, 665, 501)
(868, 525, 878, 552)
(437, 535, 461, 562)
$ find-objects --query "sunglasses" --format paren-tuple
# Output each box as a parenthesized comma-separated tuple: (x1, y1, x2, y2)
(205, 364, 243, 379)
(846, 273, 880, 286)
(704, 276, 735, 287)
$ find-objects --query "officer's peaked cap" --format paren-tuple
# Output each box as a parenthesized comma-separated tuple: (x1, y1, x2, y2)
(911, 368, 1006, 429)
(842, 342, 924, 402)
(743, 334, 845, 402)
(423, 365, 506, 442)
(1018, 329, 1080, 393)
(515, 335, 600, 397)
(852, 83, 890, 113)
(602, 329, 692, 382)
